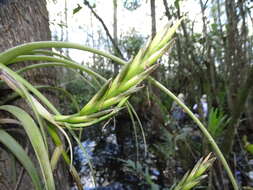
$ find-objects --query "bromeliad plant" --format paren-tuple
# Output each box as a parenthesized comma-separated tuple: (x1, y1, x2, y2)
(0, 19, 238, 190)
(51, 19, 182, 127)
(207, 108, 231, 139)
(173, 153, 215, 190)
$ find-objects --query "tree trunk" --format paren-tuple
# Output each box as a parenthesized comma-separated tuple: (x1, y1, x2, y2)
(0, 0, 57, 89)
(0, 0, 69, 189)
(150, 0, 156, 38)
(149, 0, 166, 185)
(113, 0, 119, 73)
(222, 0, 252, 156)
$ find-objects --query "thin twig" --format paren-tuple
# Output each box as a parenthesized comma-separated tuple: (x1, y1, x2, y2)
(83, 0, 124, 59)
(14, 168, 25, 190)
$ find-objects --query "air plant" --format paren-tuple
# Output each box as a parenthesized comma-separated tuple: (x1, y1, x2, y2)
(174, 153, 216, 190)
(0, 18, 238, 190)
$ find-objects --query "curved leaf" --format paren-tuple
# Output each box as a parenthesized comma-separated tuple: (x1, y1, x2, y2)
(0, 105, 55, 190)
(0, 129, 42, 190)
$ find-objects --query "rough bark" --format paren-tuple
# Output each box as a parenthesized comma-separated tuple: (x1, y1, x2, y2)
(0, 0, 56, 86)
(0, 0, 69, 189)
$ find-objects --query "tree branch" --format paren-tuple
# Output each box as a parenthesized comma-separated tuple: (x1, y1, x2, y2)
(83, 0, 124, 59)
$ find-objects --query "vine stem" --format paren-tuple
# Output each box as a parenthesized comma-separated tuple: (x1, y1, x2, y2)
(148, 77, 239, 190)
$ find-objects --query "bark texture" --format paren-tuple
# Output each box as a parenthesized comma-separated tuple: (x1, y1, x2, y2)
(0, 0, 69, 189)
(0, 0, 56, 86)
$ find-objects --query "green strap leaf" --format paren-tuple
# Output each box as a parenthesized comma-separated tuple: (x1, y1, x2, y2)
(46, 124, 83, 190)
(0, 129, 42, 190)
(0, 105, 55, 190)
